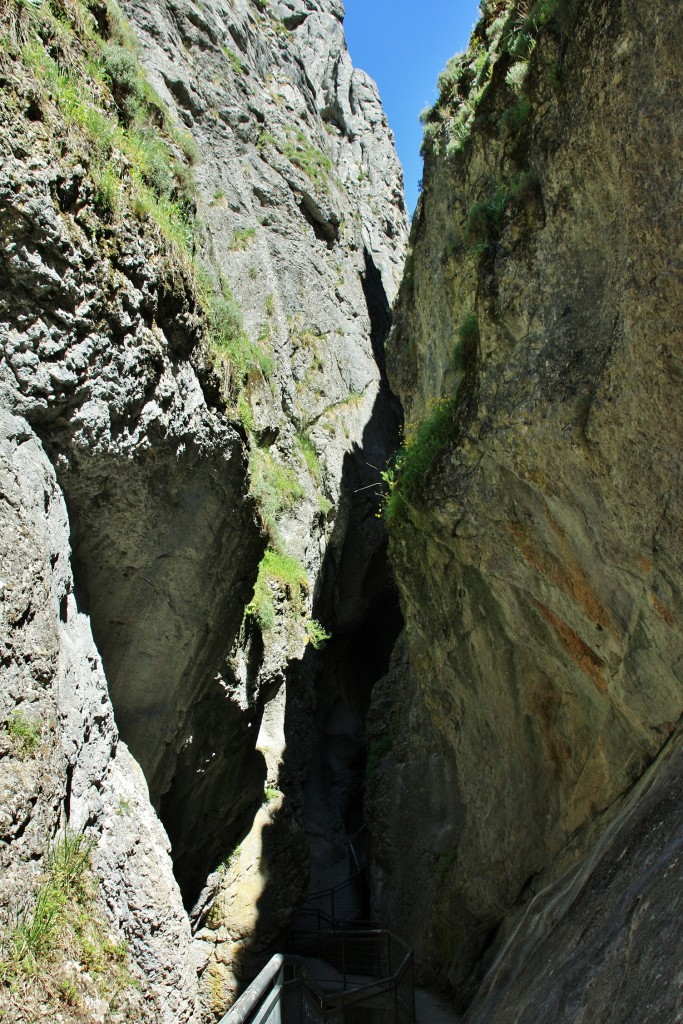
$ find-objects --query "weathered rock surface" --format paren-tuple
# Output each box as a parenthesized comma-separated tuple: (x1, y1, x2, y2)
(112, 0, 408, 1002)
(0, 0, 407, 1017)
(0, 409, 199, 1023)
(369, 0, 683, 1008)
(464, 729, 683, 1024)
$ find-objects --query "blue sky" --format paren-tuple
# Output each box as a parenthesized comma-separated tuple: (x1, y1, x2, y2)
(343, 0, 481, 217)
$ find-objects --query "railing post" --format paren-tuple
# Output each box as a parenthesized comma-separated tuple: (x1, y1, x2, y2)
(411, 952, 416, 1023)
(386, 931, 391, 977)
(342, 932, 346, 989)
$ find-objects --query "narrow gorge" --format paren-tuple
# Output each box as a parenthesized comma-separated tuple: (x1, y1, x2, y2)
(0, 0, 680, 1022)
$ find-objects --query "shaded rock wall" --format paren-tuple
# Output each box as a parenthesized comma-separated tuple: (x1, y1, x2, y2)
(464, 727, 683, 1024)
(369, 0, 683, 1006)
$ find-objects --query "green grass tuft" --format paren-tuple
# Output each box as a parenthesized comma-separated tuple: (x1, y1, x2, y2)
(229, 227, 256, 251)
(204, 284, 273, 391)
(246, 549, 308, 630)
(0, 828, 134, 1010)
(296, 431, 321, 484)
(464, 189, 508, 254)
(305, 618, 331, 650)
(249, 448, 305, 543)
(5, 709, 41, 758)
(283, 129, 332, 189)
(383, 397, 455, 522)
(500, 96, 533, 137)
(453, 312, 479, 373)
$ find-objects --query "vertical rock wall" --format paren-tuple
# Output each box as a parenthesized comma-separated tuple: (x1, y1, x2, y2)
(0, 0, 407, 1018)
(368, 0, 683, 1008)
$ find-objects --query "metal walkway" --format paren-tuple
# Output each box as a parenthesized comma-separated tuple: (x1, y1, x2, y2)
(220, 830, 415, 1024)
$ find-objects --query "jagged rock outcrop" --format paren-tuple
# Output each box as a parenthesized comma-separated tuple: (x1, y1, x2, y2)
(0, 0, 406, 1018)
(368, 0, 683, 1011)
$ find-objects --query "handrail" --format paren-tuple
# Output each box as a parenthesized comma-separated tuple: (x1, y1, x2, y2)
(348, 824, 367, 875)
(220, 937, 415, 1023)
(304, 868, 364, 903)
(220, 820, 414, 1023)
(218, 954, 284, 1024)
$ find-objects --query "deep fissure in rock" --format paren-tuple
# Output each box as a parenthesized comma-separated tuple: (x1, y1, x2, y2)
(301, 248, 404, 894)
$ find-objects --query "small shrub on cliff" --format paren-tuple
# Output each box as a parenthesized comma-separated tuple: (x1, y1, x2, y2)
(500, 96, 532, 137)
(296, 431, 321, 484)
(205, 284, 273, 394)
(229, 227, 256, 251)
(283, 129, 332, 189)
(247, 549, 308, 630)
(305, 618, 331, 650)
(92, 163, 121, 218)
(101, 42, 143, 121)
(453, 312, 480, 373)
(249, 447, 305, 547)
(464, 189, 508, 254)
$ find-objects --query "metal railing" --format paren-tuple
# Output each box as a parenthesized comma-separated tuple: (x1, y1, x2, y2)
(219, 942, 415, 1024)
(219, 827, 414, 1023)
(219, 955, 329, 1024)
(291, 928, 415, 1024)
(295, 871, 364, 926)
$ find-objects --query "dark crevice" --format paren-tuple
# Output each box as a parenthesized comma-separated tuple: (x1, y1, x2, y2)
(300, 254, 405, 891)
(64, 762, 73, 822)
(298, 196, 340, 245)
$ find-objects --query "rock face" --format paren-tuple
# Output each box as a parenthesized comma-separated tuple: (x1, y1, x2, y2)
(465, 728, 683, 1024)
(0, 0, 406, 1018)
(368, 0, 683, 1009)
(0, 409, 199, 1023)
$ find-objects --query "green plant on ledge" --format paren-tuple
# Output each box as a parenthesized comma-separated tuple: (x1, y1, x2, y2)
(5, 0, 198, 256)
(249, 448, 305, 544)
(229, 227, 256, 251)
(464, 189, 508, 255)
(382, 396, 456, 523)
(306, 619, 331, 650)
(5, 709, 41, 758)
(283, 129, 332, 189)
(246, 549, 308, 631)
(204, 280, 273, 394)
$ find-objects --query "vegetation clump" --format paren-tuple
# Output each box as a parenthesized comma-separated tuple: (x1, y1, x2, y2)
(1, 0, 197, 255)
(249, 448, 305, 544)
(305, 618, 331, 650)
(0, 831, 135, 1016)
(246, 548, 308, 631)
(4, 709, 41, 758)
(229, 226, 257, 251)
(382, 396, 455, 522)
(283, 129, 332, 189)
(366, 728, 398, 778)
(420, 0, 578, 159)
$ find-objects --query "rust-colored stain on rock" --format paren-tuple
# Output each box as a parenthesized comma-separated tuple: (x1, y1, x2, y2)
(533, 600, 608, 692)
(508, 518, 612, 631)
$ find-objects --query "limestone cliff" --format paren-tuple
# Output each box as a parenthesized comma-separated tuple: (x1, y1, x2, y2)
(368, 0, 683, 1015)
(0, 0, 406, 1018)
